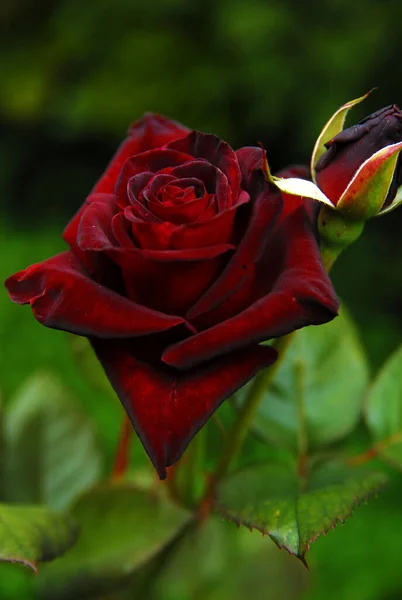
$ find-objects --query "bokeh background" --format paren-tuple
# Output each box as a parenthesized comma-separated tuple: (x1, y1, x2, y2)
(1, 0, 402, 599)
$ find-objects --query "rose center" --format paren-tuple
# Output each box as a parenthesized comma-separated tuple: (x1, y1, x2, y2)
(158, 183, 197, 206)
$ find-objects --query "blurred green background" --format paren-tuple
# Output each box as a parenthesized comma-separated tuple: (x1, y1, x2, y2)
(1, 0, 402, 598)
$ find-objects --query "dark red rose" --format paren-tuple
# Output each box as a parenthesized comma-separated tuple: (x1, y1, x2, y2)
(5, 114, 339, 478)
(315, 105, 402, 207)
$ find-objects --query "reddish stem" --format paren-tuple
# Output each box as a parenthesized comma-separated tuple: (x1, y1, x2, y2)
(111, 414, 133, 479)
(346, 431, 402, 467)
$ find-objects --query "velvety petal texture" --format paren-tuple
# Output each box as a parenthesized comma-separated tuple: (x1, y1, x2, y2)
(5, 252, 185, 337)
(91, 339, 277, 477)
(4, 113, 339, 477)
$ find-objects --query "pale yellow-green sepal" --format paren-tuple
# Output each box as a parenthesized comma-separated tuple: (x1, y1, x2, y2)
(310, 91, 374, 183)
(263, 153, 335, 208)
(272, 177, 335, 207)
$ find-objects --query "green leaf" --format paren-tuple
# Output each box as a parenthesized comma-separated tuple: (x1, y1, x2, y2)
(215, 463, 386, 564)
(36, 482, 191, 599)
(239, 306, 368, 453)
(4, 373, 102, 510)
(365, 344, 402, 468)
(153, 515, 308, 600)
(0, 503, 77, 573)
(0, 395, 4, 501)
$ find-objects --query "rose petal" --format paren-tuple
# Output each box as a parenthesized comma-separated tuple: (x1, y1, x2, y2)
(5, 251, 185, 337)
(110, 244, 235, 315)
(235, 146, 266, 191)
(91, 338, 277, 478)
(146, 192, 212, 224)
(111, 213, 134, 248)
(169, 160, 230, 211)
(128, 195, 161, 222)
(235, 148, 316, 222)
(63, 196, 119, 283)
(275, 165, 316, 221)
(148, 173, 178, 195)
(94, 113, 190, 194)
(163, 207, 339, 369)
(108, 244, 234, 263)
(167, 131, 241, 205)
(77, 193, 119, 251)
(126, 172, 154, 205)
(127, 199, 247, 251)
(187, 182, 282, 322)
(115, 149, 194, 207)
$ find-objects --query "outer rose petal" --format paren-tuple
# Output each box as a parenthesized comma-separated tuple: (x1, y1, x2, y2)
(163, 207, 339, 370)
(77, 193, 118, 251)
(235, 147, 314, 222)
(187, 181, 282, 322)
(91, 338, 277, 478)
(110, 244, 235, 315)
(5, 251, 185, 337)
(94, 113, 190, 194)
(235, 146, 266, 188)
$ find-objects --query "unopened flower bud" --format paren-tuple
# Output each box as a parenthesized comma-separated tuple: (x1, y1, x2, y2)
(315, 104, 402, 213)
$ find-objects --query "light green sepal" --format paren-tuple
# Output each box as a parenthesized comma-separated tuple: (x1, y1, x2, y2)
(310, 91, 374, 182)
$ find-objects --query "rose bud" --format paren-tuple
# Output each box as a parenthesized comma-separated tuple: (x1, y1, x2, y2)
(315, 104, 402, 212)
(269, 94, 402, 222)
(265, 95, 402, 270)
(5, 114, 338, 478)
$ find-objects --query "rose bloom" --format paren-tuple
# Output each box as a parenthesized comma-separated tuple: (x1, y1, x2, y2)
(315, 104, 402, 209)
(5, 115, 338, 477)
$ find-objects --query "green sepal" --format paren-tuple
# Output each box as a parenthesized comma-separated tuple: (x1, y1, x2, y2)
(337, 142, 402, 220)
(311, 91, 373, 182)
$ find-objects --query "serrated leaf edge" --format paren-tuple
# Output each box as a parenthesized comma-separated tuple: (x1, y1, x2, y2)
(215, 473, 387, 566)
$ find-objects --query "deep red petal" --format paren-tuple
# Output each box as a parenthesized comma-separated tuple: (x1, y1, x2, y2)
(187, 183, 282, 322)
(276, 164, 316, 221)
(126, 172, 154, 206)
(5, 251, 185, 337)
(111, 213, 134, 248)
(146, 192, 212, 224)
(115, 150, 193, 208)
(91, 339, 277, 478)
(169, 196, 249, 248)
(110, 245, 234, 315)
(163, 207, 339, 369)
(167, 132, 241, 206)
(62, 197, 120, 287)
(113, 244, 235, 262)
(127, 198, 246, 251)
(170, 160, 230, 211)
(94, 113, 190, 194)
(76, 193, 119, 251)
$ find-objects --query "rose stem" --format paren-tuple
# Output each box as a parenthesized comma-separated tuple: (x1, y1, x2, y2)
(345, 431, 402, 467)
(201, 236, 344, 507)
(111, 414, 133, 480)
(203, 333, 294, 502)
(295, 358, 308, 488)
